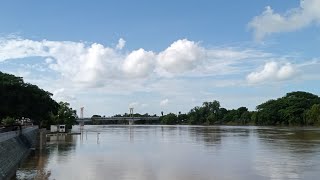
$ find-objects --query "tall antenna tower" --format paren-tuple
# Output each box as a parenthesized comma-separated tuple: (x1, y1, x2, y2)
(80, 107, 84, 118)
(129, 107, 134, 125)
(129, 107, 134, 117)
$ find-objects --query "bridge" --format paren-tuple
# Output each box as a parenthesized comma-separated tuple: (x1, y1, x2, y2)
(77, 107, 160, 125)
(76, 116, 160, 125)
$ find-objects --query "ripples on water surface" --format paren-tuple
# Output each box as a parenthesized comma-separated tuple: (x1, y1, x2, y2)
(14, 125, 320, 180)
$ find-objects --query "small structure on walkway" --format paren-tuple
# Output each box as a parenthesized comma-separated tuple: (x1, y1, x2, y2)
(50, 125, 66, 133)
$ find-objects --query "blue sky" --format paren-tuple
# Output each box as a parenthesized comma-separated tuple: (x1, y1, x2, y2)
(0, 0, 320, 116)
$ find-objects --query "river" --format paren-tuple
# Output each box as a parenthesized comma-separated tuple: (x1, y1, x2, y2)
(13, 125, 320, 180)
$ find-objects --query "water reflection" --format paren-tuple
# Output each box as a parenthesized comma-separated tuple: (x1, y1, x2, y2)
(14, 134, 77, 180)
(254, 128, 320, 180)
(14, 126, 320, 180)
(15, 151, 51, 180)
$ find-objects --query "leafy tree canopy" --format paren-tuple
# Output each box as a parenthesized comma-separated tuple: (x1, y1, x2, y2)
(0, 72, 76, 128)
(256, 91, 320, 126)
(160, 91, 320, 126)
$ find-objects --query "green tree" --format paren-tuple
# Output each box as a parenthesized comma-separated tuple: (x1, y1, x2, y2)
(188, 106, 202, 125)
(177, 113, 188, 124)
(0, 71, 59, 127)
(160, 113, 177, 125)
(306, 104, 320, 125)
(256, 91, 320, 126)
(217, 108, 228, 123)
(55, 102, 77, 129)
(240, 111, 251, 125)
(2, 117, 15, 126)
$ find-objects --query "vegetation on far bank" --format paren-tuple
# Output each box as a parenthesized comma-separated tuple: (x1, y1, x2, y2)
(94, 91, 320, 127)
(0, 71, 77, 129)
(1, 71, 320, 128)
(159, 91, 320, 126)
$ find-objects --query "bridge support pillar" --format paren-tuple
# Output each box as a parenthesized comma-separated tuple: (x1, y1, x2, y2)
(129, 107, 134, 125)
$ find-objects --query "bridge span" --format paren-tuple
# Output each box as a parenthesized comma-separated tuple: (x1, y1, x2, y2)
(76, 116, 160, 125)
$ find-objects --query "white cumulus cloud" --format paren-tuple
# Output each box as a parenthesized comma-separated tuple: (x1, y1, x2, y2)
(157, 39, 205, 73)
(160, 99, 169, 106)
(129, 102, 139, 108)
(249, 0, 320, 40)
(0, 38, 48, 60)
(53, 88, 76, 102)
(116, 38, 126, 50)
(122, 48, 155, 78)
(247, 62, 298, 84)
(0, 38, 122, 87)
(45, 58, 54, 64)
(0, 37, 284, 88)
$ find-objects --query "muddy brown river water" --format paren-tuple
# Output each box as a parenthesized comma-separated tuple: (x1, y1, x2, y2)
(13, 125, 320, 180)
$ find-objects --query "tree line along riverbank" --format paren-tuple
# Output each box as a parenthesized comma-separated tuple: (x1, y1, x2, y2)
(159, 91, 320, 126)
(0, 71, 77, 130)
(1, 71, 320, 127)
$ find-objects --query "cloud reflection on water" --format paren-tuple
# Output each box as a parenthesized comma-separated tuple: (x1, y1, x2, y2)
(15, 126, 320, 180)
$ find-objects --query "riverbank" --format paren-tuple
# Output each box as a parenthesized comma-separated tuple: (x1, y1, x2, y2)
(0, 127, 38, 180)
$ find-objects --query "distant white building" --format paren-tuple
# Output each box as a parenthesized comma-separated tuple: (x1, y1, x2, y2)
(50, 125, 66, 133)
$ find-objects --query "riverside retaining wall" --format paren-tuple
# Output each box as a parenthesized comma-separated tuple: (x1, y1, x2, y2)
(0, 127, 39, 180)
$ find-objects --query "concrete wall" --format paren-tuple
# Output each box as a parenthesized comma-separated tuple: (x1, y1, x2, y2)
(50, 125, 58, 132)
(0, 127, 38, 180)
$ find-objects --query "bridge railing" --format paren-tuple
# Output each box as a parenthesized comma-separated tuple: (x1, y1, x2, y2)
(76, 116, 160, 121)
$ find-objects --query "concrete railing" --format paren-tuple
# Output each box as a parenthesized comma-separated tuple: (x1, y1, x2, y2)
(0, 126, 38, 143)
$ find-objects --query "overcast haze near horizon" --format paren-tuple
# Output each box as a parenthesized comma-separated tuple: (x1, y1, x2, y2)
(0, 0, 320, 117)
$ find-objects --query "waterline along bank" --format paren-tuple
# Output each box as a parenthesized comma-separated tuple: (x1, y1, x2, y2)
(0, 127, 43, 180)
